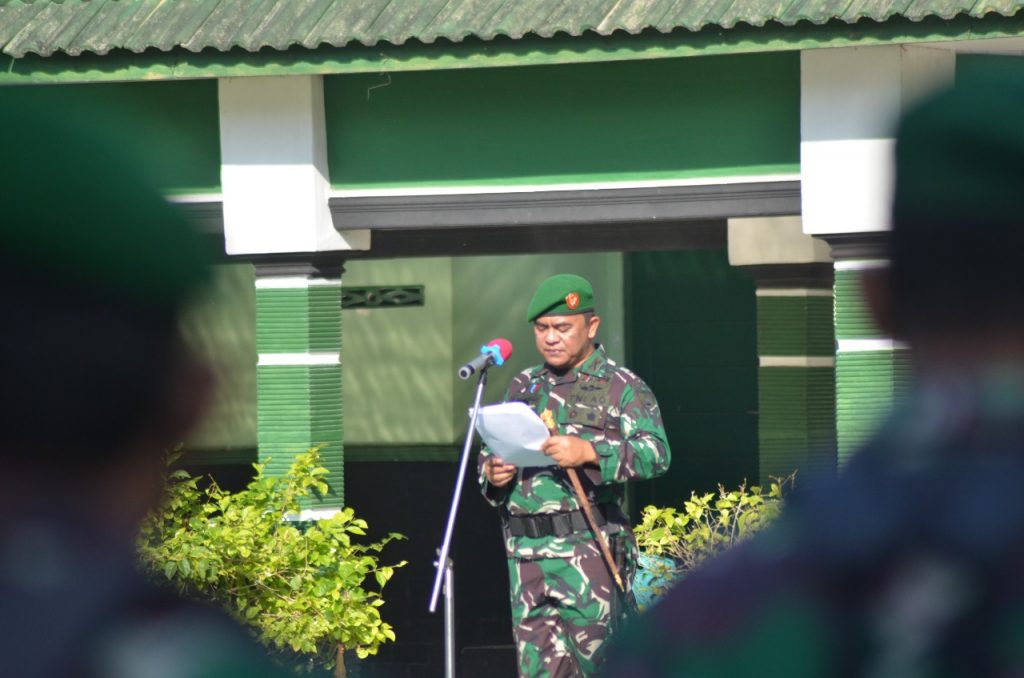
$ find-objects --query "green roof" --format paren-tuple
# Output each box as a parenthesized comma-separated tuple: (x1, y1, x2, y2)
(2, 0, 1022, 58)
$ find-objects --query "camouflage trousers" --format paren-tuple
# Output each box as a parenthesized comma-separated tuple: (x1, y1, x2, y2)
(507, 550, 635, 677)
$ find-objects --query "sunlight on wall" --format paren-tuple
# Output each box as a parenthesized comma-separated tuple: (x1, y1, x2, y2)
(343, 253, 624, 446)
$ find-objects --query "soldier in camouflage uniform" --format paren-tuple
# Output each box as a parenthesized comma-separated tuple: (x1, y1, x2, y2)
(479, 274, 671, 677)
(602, 72, 1024, 677)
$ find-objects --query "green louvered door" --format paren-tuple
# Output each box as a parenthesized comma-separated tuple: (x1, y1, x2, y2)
(626, 250, 759, 507)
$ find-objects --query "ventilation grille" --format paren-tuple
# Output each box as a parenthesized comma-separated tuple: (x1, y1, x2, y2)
(342, 286, 425, 309)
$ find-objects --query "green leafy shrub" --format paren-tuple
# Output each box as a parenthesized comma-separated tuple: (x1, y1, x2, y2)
(138, 448, 406, 674)
(632, 474, 795, 605)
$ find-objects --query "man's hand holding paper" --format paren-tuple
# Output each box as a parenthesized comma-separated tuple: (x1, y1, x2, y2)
(540, 435, 598, 468)
(483, 456, 517, 487)
(475, 402, 558, 468)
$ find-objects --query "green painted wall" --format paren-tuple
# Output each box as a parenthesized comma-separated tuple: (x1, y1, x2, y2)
(324, 52, 799, 187)
(956, 53, 1024, 84)
(626, 249, 759, 505)
(0, 80, 220, 194)
(342, 258, 456, 445)
(341, 253, 624, 450)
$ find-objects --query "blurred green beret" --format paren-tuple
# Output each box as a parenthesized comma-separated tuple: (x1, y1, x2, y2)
(527, 274, 594, 322)
(893, 71, 1024, 229)
(0, 97, 210, 309)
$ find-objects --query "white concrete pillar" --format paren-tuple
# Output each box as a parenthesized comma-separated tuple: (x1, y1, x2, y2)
(218, 75, 369, 254)
(218, 75, 364, 512)
(800, 46, 954, 459)
(800, 45, 955, 237)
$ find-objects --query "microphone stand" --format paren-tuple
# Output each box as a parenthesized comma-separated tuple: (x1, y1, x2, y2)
(429, 366, 489, 678)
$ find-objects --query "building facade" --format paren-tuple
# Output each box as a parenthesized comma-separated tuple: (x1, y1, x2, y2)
(4, 2, 1024, 673)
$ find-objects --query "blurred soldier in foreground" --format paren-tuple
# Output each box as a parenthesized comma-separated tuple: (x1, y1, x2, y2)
(0, 104, 285, 677)
(603, 74, 1024, 676)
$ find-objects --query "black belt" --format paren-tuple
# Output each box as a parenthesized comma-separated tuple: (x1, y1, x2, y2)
(504, 504, 621, 539)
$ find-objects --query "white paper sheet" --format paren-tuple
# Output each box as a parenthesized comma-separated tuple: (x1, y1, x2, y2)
(475, 401, 556, 467)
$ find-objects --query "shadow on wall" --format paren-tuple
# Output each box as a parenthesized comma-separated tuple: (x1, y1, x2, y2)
(342, 258, 457, 446)
(341, 252, 625, 448)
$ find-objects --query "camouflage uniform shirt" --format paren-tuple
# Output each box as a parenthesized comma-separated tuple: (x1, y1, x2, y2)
(479, 344, 671, 559)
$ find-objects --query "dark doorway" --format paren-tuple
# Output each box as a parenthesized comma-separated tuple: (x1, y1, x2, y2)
(625, 249, 759, 507)
(344, 458, 516, 678)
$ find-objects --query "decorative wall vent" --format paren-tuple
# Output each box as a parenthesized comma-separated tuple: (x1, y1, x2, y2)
(342, 285, 425, 309)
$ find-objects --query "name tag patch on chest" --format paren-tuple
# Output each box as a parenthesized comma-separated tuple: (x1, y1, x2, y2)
(568, 378, 611, 425)
(571, 380, 610, 405)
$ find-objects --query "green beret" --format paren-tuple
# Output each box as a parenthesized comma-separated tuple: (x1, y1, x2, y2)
(0, 98, 210, 309)
(527, 274, 594, 322)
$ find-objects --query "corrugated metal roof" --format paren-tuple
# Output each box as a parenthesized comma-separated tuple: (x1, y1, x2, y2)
(2, 0, 1022, 58)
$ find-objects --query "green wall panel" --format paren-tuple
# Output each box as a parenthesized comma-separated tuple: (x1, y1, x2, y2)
(669, 413, 760, 453)
(626, 249, 759, 505)
(255, 277, 344, 508)
(834, 269, 880, 340)
(1, 79, 220, 194)
(257, 364, 344, 507)
(833, 265, 914, 462)
(324, 51, 799, 187)
(257, 366, 343, 438)
(836, 350, 912, 461)
(957, 54, 1024, 85)
(757, 296, 835, 356)
(341, 258, 456, 446)
(664, 415, 759, 505)
(255, 287, 342, 353)
(758, 367, 836, 480)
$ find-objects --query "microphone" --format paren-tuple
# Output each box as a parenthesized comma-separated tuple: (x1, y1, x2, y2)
(458, 338, 513, 380)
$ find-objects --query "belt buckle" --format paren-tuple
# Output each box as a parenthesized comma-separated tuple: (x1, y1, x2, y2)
(552, 512, 574, 537)
(524, 516, 545, 539)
